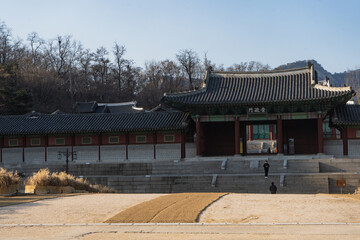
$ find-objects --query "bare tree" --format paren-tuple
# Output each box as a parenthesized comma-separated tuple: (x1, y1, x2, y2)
(113, 42, 129, 90)
(0, 21, 12, 65)
(227, 61, 271, 72)
(176, 49, 200, 90)
(27, 32, 44, 66)
(93, 46, 110, 85)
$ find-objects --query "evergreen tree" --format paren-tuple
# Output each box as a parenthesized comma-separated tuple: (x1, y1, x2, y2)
(0, 64, 33, 115)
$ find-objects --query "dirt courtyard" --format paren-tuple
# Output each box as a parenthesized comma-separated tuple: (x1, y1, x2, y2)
(1, 193, 360, 239)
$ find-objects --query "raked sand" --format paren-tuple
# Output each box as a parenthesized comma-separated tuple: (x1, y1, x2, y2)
(1, 193, 360, 239)
(1, 193, 360, 224)
(199, 193, 360, 223)
(0, 194, 165, 224)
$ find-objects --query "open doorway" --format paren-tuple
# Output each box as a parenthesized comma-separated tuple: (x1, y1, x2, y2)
(246, 124, 277, 154)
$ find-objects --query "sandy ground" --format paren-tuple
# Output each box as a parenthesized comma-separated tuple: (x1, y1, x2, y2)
(0, 194, 164, 224)
(1, 224, 360, 240)
(1, 193, 360, 239)
(199, 193, 360, 223)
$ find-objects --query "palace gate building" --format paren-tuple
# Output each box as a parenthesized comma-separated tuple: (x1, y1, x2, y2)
(162, 64, 355, 157)
(0, 63, 360, 165)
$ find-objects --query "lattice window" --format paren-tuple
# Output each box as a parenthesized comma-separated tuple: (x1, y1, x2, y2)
(164, 134, 175, 143)
(81, 137, 92, 144)
(136, 135, 147, 143)
(108, 136, 119, 144)
(55, 138, 65, 145)
(8, 139, 19, 147)
(30, 138, 41, 146)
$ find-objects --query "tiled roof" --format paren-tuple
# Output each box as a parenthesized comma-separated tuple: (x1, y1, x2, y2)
(99, 102, 144, 113)
(0, 112, 189, 135)
(74, 101, 144, 113)
(74, 101, 97, 113)
(332, 105, 360, 127)
(150, 103, 179, 112)
(163, 67, 354, 107)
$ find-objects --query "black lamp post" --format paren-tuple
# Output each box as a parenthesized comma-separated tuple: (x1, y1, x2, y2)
(57, 149, 77, 174)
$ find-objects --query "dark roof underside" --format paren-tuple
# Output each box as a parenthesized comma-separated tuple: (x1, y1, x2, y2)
(163, 68, 353, 106)
(0, 112, 189, 135)
(332, 105, 360, 127)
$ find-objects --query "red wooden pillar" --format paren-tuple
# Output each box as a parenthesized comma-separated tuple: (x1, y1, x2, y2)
(240, 122, 247, 156)
(71, 134, 75, 161)
(317, 114, 324, 153)
(277, 116, 283, 154)
(44, 135, 48, 162)
(125, 133, 129, 160)
(22, 136, 26, 162)
(248, 125, 252, 140)
(342, 128, 348, 156)
(98, 133, 102, 162)
(153, 133, 157, 160)
(269, 124, 274, 140)
(235, 117, 240, 155)
(181, 131, 186, 158)
(196, 117, 202, 156)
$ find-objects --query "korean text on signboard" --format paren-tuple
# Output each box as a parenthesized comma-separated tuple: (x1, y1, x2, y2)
(248, 107, 266, 114)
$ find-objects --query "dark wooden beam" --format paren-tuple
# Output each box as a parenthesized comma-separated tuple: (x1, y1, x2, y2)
(235, 117, 240, 155)
(342, 128, 348, 156)
(317, 114, 324, 153)
(277, 116, 283, 154)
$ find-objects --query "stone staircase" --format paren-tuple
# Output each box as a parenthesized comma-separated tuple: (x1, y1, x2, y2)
(2, 155, 360, 194)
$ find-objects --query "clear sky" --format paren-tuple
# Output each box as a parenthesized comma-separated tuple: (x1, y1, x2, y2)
(1, 0, 359, 73)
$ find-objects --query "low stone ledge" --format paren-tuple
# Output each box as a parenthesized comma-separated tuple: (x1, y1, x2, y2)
(0, 184, 20, 195)
(25, 185, 75, 194)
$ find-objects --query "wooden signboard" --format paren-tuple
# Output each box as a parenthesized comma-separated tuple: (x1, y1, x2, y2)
(336, 180, 346, 187)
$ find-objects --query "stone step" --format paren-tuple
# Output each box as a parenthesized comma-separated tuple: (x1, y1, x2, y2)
(84, 173, 337, 194)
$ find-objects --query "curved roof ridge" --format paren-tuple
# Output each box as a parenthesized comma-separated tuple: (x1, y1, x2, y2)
(163, 88, 206, 97)
(210, 67, 310, 78)
(211, 66, 310, 74)
(313, 84, 352, 92)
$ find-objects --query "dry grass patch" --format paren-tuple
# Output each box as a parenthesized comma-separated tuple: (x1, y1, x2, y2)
(0, 168, 20, 190)
(26, 168, 114, 193)
(105, 192, 227, 223)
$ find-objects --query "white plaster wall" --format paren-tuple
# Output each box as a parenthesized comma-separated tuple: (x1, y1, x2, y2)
(349, 140, 360, 157)
(73, 146, 99, 163)
(186, 143, 196, 158)
(128, 144, 154, 161)
(100, 145, 126, 163)
(324, 140, 343, 156)
(156, 143, 181, 160)
(2, 148, 22, 164)
(47, 147, 73, 164)
(24, 147, 45, 164)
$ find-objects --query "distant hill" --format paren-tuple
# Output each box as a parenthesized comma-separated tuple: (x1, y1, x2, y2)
(275, 60, 343, 86)
(275, 60, 360, 101)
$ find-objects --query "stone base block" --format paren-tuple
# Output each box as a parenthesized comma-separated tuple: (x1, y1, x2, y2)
(25, 185, 75, 194)
(0, 184, 20, 195)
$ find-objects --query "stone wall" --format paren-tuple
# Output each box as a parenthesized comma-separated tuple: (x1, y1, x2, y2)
(324, 140, 343, 156)
(2, 148, 22, 164)
(24, 147, 45, 164)
(1, 143, 185, 164)
(349, 140, 360, 157)
(156, 144, 181, 160)
(128, 144, 154, 161)
(185, 143, 196, 158)
(100, 145, 126, 163)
